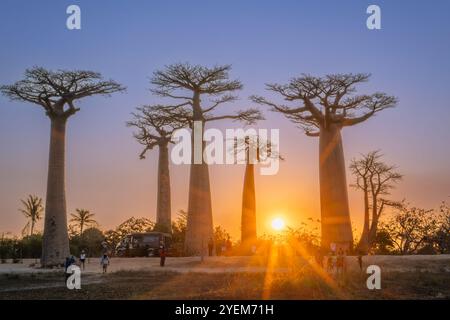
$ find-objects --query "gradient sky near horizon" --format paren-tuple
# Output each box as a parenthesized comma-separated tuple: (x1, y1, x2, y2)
(1, 0, 449, 239)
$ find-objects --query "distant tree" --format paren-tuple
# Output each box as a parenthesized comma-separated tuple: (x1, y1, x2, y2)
(103, 229, 120, 253)
(1, 67, 125, 266)
(81, 227, 104, 257)
(171, 210, 188, 256)
(21, 234, 43, 259)
(214, 226, 231, 255)
(103, 217, 155, 255)
(350, 151, 403, 253)
(70, 209, 97, 236)
(285, 220, 321, 255)
(432, 202, 450, 254)
(151, 63, 263, 255)
(382, 203, 440, 254)
(19, 195, 43, 236)
(252, 74, 397, 250)
(0, 233, 14, 262)
(371, 229, 395, 254)
(128, 105, 189, 232)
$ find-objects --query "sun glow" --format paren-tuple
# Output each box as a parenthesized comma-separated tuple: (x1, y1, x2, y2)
(271, 217, 286, 231)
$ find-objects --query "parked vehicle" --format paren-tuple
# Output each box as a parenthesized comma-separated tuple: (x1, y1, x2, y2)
(115, 232, 171, 257)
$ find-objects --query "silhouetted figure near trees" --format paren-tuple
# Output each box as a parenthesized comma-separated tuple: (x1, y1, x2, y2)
(357, 253, 363, 272)
(208, 238, 214, 257)
(252, 74, 397, 250)
(159, 242, 166, 267)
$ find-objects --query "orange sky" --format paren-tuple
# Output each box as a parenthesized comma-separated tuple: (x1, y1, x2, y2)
(1, 1, 450, 240)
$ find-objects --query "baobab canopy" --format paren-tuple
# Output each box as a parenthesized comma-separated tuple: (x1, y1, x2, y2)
(1, 67, 125, 266)
(252, 73, 397, 136)
(253, 73, 397, 250)
(1, 67, 125, 119)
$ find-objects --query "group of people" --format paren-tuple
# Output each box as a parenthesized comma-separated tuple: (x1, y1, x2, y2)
(314, 247, 349, 278)
(325, 248, 347, 276)
(207, 237, 233, 257)
(64, 249, 111, 279)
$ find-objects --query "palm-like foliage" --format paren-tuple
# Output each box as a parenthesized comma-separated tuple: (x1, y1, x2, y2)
(19, 195, 43, 236)
(70, 209, 97, 236)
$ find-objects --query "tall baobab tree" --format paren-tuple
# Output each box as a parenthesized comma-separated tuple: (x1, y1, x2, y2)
(19, 195, 44, 236)
(127, 104, 190, 232)
(350, 150, 402, 253)
(151, 63, 263, 255)
(1, 67, 125, 266)
(252, 73, 397, 250)
(70, 209, 97, 236)
(233, 136, 282, 250)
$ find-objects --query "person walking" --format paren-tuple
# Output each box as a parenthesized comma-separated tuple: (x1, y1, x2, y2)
(326, 252, 335, 274)
(79, 250, 86, 270)
(357, 253, 363, 272)
(225, 237, 232, 256)
(159, 242, 166, 267)
(100, 254, 110, 274)
(336, 249, 344, 276)
(208, 238, 214, 257)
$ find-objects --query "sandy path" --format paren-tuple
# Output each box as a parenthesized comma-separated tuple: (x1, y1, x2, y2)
(1, 255, 449, 275)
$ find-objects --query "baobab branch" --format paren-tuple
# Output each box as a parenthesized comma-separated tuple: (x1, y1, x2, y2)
(171, 122, 280, 176)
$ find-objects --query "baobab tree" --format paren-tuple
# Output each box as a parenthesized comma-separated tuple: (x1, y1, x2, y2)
(1, 67, 125, 266)
(233, 136, 282, 251)
(70, 209, 97, 236)
(252, 73, 397, 250)
(127, 104, 190, 232)
(350, 150, 402, 253)
(19, 195, 43, 236)
(151, 63, 263, 255)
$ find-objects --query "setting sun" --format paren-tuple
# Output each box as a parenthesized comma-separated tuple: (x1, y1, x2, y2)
(271, 217, 286, 231)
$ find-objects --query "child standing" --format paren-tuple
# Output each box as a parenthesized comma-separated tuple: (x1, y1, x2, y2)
(100, 254, 110, 273)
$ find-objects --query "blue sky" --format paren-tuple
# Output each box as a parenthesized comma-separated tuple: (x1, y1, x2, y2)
(1, 0, 449, 236)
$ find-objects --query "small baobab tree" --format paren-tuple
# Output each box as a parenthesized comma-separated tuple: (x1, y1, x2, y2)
(19, 195, 44, 236)
(252, 73, 397, 250)
(1, 67, 125, 266)
(151, 63, 263, 255)
(70, 209, 97, 236)
(350, 150, 403, 253)
(127, 104, 190, 232)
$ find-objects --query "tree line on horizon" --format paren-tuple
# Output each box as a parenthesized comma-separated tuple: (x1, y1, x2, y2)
(3, 63, 445, 267)
(1, 197, 449, 262)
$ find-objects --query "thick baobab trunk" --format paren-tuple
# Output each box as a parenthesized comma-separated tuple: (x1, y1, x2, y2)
(156, 142, 171, 232)
(41, 116, 70, 267)
(241, 163, 257, 248)
(319, 124, 353, 251)
(357, 185, 370, 253)
(185, 161, 214, 255)
(184, 99, 214, 255)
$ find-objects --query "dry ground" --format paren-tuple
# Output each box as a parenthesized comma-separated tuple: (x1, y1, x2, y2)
(0, 255, 449, 299)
